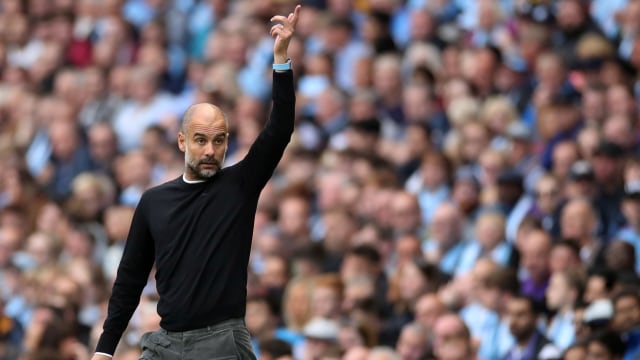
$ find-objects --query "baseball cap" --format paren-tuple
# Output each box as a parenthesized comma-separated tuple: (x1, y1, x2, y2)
(497, 169, 523, 186)
(348, 118, 381, 136)
(505, 122, 533, 141)
(303, 317, 339, 341)
(569, 160, 595, 181)
(625, 181, 640, 199)
(583, 299, 613, 326)
(593, 141, 625, 158)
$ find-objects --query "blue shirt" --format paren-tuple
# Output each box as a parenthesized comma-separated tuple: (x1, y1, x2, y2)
(546, 311, 575, 350)
(461, 303, 513, 360)
(456, 241, 512, 276)
(423, 240, 467, 275)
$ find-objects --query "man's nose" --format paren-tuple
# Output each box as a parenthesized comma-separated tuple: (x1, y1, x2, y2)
(204, 142, 215, 156)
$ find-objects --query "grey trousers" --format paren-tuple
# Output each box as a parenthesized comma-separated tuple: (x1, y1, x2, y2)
(139, 318, 257, 360)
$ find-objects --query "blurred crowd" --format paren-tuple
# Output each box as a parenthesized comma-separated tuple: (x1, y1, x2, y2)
(2, 0, 640, 359)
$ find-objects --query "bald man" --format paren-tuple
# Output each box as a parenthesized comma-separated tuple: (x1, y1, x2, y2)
(92, 6, 301, 360)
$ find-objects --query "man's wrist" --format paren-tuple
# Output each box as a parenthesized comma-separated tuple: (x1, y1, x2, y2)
(273, 59, 292, 71)
(274, 54, 288, 64)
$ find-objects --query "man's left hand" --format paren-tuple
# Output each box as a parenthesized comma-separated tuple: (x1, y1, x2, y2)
(270, 5, 301, 64)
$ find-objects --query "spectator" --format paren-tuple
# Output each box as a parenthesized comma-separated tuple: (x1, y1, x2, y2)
(423, 202, 467, 276)
(395, 322, 430, 360)
(546, 269, 585, 350)
(584, 330, 627, 360)
(612, 288, 640, 359)
(432, 313, 477, 360)
(504, 294, 561, 360)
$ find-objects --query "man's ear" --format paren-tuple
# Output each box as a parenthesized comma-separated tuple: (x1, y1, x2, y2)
(178, 132, 186, 152)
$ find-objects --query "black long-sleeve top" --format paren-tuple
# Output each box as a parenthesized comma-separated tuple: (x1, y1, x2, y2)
(96, 70, 295, 355)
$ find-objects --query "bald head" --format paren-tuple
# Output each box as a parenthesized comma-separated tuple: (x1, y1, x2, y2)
(181, 103, 228, 135)
(178, 103, 230, 181)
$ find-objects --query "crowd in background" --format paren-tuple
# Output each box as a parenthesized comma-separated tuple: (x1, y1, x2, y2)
(2, 0, 640, 359)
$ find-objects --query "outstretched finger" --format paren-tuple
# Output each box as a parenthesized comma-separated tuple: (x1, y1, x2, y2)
(270, 15, 288, 24)
(288, 5, 301, 27)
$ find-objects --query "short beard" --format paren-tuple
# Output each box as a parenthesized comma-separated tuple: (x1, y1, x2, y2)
(185, 149, 224, 181)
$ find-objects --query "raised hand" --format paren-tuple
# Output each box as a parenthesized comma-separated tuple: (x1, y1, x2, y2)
(270, 5, 301, 64)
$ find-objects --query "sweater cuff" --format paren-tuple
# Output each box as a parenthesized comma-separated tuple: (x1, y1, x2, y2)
(272, 70, 295, 104)
(95, 332, 120, 356)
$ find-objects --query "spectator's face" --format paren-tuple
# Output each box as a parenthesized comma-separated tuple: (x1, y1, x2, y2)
(414, 294, 445, 329)
(552, 143, 579, 180)
(460, 123, 490, 163)
(479, 151, 504, 186)
(399, 262, 431, 301)
(606, 85, 636, 118)
(402, 86, 432, 122)
(410, 9, 436, 41)
(338, 327, 365, 350)
(396, 327, 428, 360)
(622, 198, 640, 227)
(245, 300, 273, 336)
(549, 244, 580, 273)
(603, 115, 634, 149)
(593, 155, 622, 184)
(323, 211, 357, 253)
(435, 337, 473, 360)
(583, 275, 608, 304)
(405, 125, 430, 159)
(476, 214, 504, 250)
(623, 0, 640, 36)
(564, 346, 587, 360)
(586, 340, 614, 360)
(89, 124, 117, 163)
(373, 62, 401, 99)
(521, 231, 551, 282)
(343, 346, 369, 360)
(312, 286, 341, 319)
(284, 282, 311, 328)
(507, 298, 536, 342)
(581, 90, 606, 124)
(561, 201, 594, 240)
(605, 240, 635, 272)
(25, 233, 55, 266)
(261, 256, 288, 289)
(395, 235, 421, 268)
(178, 106, 229, 180)
(433, 315, 467, 357)
(49, 120, 79, 161)
(546, 272, 570, 311)
(390, 193, 421, 234)
(556, 0, 586, 31)
(277, 197, 309, 240)
(430, 204, 462, 249)
(535, 177, 560, 214)
(613, 295, 640, 333)
(452, 179, 479, 213)
(340, 255, 372, 283)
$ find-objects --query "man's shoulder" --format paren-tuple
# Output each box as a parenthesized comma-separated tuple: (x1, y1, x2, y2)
(140, 176, 183, 200)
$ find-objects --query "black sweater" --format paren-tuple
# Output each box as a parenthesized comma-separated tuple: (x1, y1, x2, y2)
(96, 71, 295, 355)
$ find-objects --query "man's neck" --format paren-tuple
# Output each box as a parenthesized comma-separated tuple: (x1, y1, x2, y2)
(517, 331, 537, 348)
(183, 174, 205, 184)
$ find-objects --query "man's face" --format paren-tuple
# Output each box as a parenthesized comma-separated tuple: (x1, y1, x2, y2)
(178, 106, 228, 181)
(507, 298, 536, 342)
(614, 295, 640, 333)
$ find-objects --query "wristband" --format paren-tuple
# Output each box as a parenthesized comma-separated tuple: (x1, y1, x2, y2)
(273, 59, 292, 71)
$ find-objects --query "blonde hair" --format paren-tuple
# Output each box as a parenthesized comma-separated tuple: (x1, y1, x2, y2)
(447, 97, 480, 128)
(480, 96, 518, 133)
